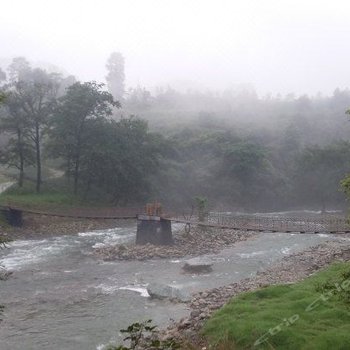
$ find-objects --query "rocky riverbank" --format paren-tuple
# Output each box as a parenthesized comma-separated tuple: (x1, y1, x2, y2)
(94, 227, 256, 261)
(0, 213, 129, 240)
(161, 237, 350, 345)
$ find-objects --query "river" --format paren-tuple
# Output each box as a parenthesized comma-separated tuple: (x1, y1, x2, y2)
(0, 220, 343, 349)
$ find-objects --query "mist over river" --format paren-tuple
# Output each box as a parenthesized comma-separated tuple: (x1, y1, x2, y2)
(0, 220, 343, 350)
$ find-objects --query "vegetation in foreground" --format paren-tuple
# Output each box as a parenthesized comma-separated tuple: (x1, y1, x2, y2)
(106, 320, 183, 350)
(203, 262, 350, 349)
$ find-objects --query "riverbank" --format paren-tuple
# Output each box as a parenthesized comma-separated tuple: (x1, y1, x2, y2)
(161, 237, 350, 346)
(0, 213, 128, 240)
(94, 227, 256, 261)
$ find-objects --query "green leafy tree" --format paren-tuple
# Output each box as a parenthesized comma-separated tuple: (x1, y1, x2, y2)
(78, 117, 161, 204)
(295, 142, 350, 211)
(194, 196, 208, 222)
(0, 91, 34, 186)
(49, 81, 120, 194)
(0, 68, 6, 85)
(2, 58, 61, 192)
(218, 141, 268, 209)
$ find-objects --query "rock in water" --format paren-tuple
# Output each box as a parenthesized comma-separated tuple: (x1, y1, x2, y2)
(147, 283, 191, 302)
(0, 267, 12, 280)
(182, 257, 213, 273)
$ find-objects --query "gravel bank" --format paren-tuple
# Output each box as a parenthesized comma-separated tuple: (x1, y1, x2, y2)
(0, 213, 130, 240)
(94, 228, 256, 261)
(161, 237, 350, 344)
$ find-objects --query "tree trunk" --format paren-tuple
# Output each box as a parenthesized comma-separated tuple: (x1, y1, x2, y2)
(35, 123, 41, 193)
(17, 128, 24, 187)
(73, 154, 79, 195)
(73, 133, 82, 195)
(67, 156, 71, 183)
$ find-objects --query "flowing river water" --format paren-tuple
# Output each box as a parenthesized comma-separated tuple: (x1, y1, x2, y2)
(0, 220, 344, 349)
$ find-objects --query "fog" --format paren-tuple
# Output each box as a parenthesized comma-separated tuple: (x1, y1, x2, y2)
(2, 1, 350, 212)
(1, 0, 350, 96)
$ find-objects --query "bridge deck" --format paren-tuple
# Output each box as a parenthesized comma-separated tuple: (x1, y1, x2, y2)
(1, 204, 349, 233)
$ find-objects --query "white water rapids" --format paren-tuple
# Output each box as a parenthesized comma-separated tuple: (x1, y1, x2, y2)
(0, 217, 346, 349)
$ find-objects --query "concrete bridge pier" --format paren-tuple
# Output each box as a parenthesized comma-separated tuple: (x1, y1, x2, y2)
(1, 208, 23, 227)
(136, 214, 173, 245)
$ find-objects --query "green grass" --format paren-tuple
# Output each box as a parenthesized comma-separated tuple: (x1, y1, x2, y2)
(0, 177, 96, 209)
(203, 262, 350, 350)
(0, 170, 11, 184)
(0, 174, 122, 209)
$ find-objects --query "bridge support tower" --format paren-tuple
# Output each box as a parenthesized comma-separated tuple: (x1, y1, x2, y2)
(136, 214, 173, 245)
(1, 208, 23, 227)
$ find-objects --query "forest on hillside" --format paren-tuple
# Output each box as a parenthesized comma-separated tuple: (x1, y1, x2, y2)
(1, 55, 350, 212)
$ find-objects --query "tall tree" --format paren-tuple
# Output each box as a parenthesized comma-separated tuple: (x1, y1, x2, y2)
(7, 56, 30, 82)
(49, 82, 119, 194)
(4, 59, 61, 192)
(0, 92, 34, 187)
(78, 117, 161, 204)
(106, 52, 125, 101)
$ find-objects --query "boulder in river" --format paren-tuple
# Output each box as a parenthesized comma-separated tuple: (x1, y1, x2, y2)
(147, 283, 191, 302)
(0, 266, 12, 280)
(182, 257, 213, 273)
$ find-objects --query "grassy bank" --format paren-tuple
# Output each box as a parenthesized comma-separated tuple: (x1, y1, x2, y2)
(203, 262, 350, 349)
(0, 178, 103, 209)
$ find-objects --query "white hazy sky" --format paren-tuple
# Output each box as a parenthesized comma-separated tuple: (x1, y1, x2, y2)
(1, 0, 350, 96)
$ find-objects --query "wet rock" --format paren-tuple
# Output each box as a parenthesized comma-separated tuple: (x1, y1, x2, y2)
(94, 228, 256, 261)
(183, 257, 213, 273)
(0, 267, 13, 280)
(147, 283, 191, 302)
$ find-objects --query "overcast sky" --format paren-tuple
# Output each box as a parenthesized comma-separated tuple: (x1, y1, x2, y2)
(1, 0, 350, 96)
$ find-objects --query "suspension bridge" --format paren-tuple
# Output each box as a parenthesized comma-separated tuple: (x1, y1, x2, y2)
(0, 203, 349, 234)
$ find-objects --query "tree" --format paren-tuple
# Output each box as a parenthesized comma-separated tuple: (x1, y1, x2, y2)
(49, 81, 120, 194)
(217, 141, 269, 209)
(77, 117, 161, 205)
(0, 91, 34, 187)
(3, 58, 61, 192)
(106, 52, 125, 101)
(295, 142, 350, 211)
(7, 56, 30, 82)
(0, 93, 5, 104)
(0, 68, 6, 84)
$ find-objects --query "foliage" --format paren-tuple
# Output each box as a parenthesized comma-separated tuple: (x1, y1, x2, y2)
(194, 196, 208, 222)
(203, 262, 350, 349)
(341, 175, 350, 202)
(48, 81, 119, 194)
(0, 92, 5, 104)
(0, 90, 35, 186)
(0, 57, 61, 192)
(3, 55, 350, 211)
(0, 178, 90, 208)
(105, 320, 181, 350)
(295, 142, 350, 211)
(315, 268, 350, 305)
(76, 116, 162, 204)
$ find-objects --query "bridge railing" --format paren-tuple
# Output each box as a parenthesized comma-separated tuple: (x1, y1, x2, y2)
(206, 212, 349, 232)
(166, 211, 350, 233)
(2, 201, 143, 219)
